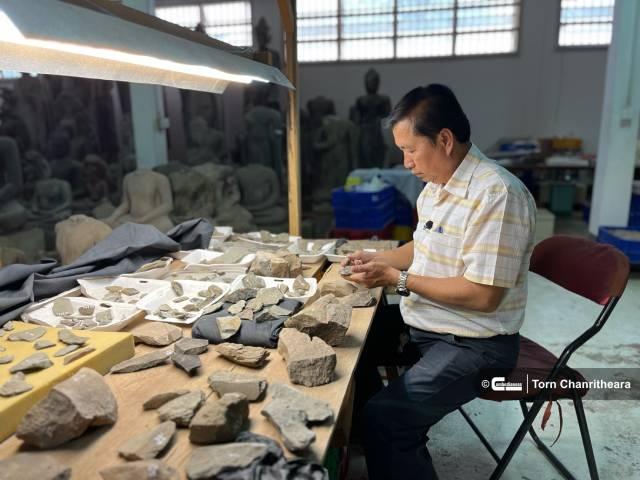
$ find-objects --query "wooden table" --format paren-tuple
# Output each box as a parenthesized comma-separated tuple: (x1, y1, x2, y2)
(0, 259, 381, 479)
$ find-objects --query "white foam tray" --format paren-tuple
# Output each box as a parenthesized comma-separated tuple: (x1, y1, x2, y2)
(236, 232, 301, 249)
(228, 274, 317, 304)
(77, 276, 170, 303)
(289, 240, 336, 264)
(179, 249, 255, 270)
(136, 280, 229, 325)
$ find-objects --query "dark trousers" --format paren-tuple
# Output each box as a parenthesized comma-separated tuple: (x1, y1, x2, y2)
(362, 326, 520, 480)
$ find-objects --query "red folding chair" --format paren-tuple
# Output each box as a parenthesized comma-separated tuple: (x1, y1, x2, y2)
(459, 235, 630, 480)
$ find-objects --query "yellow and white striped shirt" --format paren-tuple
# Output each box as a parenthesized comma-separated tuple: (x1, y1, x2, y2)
(400, 144, 536, 338)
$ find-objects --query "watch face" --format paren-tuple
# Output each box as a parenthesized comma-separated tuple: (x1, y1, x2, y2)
(397, 288, 410, 297)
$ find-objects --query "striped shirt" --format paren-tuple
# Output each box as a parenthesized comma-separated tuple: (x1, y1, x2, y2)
(400, 144, 536, 338)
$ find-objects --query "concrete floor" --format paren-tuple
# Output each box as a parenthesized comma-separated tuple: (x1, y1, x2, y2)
(346, 216, 640, 479)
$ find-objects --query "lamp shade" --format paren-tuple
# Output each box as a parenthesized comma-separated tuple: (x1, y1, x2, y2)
(0, 0, 293, 93)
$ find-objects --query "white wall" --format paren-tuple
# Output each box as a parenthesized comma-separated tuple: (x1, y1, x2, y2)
(292, 0, 608, 154)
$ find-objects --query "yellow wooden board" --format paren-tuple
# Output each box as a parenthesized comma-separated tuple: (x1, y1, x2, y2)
(0, 322, 134, 442)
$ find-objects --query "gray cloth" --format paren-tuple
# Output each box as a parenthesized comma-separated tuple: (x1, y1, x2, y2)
(192, 299, 303, 348)
(0, 219, 213, 326)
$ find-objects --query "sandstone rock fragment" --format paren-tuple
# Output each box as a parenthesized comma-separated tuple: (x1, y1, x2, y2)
(118, 421, 176, 460)
(0, 372, 33, 397)
(0, 354, 14, 364)
(131, 322, 183, 347)
(174, 337, 209, 355)
(339, 290, 377, 308)
(54, 344, 80, 357)
(34, 339, 56, 350)
(99, 460, 178, 480)
(0, 453, 71, 480)
(171, 353, 201, 375)
(143, 390, 190, 410)
(277, 328, 336, 386)
(319, 279, 357, 297)
(189, 393, 249, 444)
(63, 346, 96, 365)
(214, 343, 269, 368)
(110, 349, 172, 374)
(216, 315, 241, 340)
(9, 352, 53, 374)
(58, 329, 89, 346)
(7, 326, 47, 342)
(208, 371, 267, 401)
(285, 302, 352, 346)
(186, 443, 268, 480)
(157, 390, 205, 427)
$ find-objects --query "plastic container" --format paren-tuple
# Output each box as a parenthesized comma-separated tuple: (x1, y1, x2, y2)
(597, 226, 640, 264)
(549, 182, 575, 216)
(331, 185, 395, 210)
(330, 222, 395, 241)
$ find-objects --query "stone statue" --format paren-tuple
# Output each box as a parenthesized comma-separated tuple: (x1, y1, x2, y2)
(107, 153, 136, 206)
(46, 131, 84, 198)
(350, 68, 391, 168)
(0, 89, 31, 152)
(236, 163, 287, 232)
(244, 90, 284, 178)
(0, 247, 26, 266)
(0, 136, 28, 233)
(82, 154, 115, 219)
(310, 98, 358, 202)
(55, 214, 112, 265)
(22, 150, 51, 202)
(13, 73, 54, 153)
(105, 169, 174, 232)
(154, 162, 215, 225)
(186, 116, 227, 166)
(244, 17, 281, 112)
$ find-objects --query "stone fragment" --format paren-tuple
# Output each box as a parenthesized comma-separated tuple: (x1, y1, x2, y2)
(254, 305, 290, 323)
(208, 371, 267, 401)
(277, 328, 336, 387)
(99, 460, 178, 480)
(214, 343, 270, 368)
(224, 288, 257, 304)
(54, 344, 80, 357)
(250, 251, 289, 278)
(0, 330, 4, 337)
(121, 287, 139, 296)
(0, 345, 5, 351)
(278, 283, 289, 294)
(174, 337, 209, 355)
(261, 383, 333, 452)
(96, 309, 113, 324)
(16, 368, 117, 448)
(186, 443, 268, 480)
(285, 303, 352, 346)
(158, 390, 205, 427)
(319, 279, 357, 297)
(216, 315, 241, 340)
(173, 296, 188, 303)
(172, 353, 201, 375)
(339, 265, 353, 276)
(256, 287, 283, 306)
(242, 272, 266, 289)
(52, 298, 74, 317)
(106, 285, 124, 293)
(171, 280, 184, 296)
(143, 390, 190, 410)
(227, 300, 246, 315)
(339, 290, 377, 308)
(63, 346, 96, 365)
(78, 305, 95, 316)
(201, 301, 223, 315)
(293, 275, 310, 292)
(9, 352, 53, 374)
(3, 320, 15, 330)
(246, 298, 263, 311)
(0, 372, 33, 397)
(58, 329, 89, 346)
(118, 421, 176, 460)
(0, 453, 71, 480)
(0, 354, 14, 364)
(110, 349, 172, 374)
(189, 393, 249, 444)
(34, 339, 56, 350)
(131, 322, 183, 347)
(8, 326, 47, 342)
(238, 308, 254, 321)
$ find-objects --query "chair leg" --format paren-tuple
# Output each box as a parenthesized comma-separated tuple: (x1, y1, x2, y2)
(489, 397, 547, 480)
(458, 407, 501, 463)
(572, 390, 599, 480)
(519, 401, 577, 480)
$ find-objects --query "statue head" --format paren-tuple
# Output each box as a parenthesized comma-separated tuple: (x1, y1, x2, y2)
(46, 131, 71, 160)
(23, 150, 51, 182)
(307, 96, 336, 128)
(365, 68, 380, 95)
(254, 17, 271, 50)
(84, 154, 108, 180)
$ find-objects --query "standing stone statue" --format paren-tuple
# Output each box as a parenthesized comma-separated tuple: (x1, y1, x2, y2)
(0, 136, 28, 233)
(244, 89, 284, 178)
(13, 73, 54, 153)
(311, 98, 358, 202)
(244, 17, 281, 112)
(186, 116, 227, 166)
(55, 214, 112, 265)
(350, 68, 391, 168)
(105, 169, 174, 233)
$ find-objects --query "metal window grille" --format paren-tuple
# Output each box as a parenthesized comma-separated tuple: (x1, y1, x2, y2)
(558, 0, 615, 47)
(297, 0, 521, 62)
(155, 1, 252, 47)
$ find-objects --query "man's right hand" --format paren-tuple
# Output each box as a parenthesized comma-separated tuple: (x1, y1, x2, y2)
(341, 250, 377, 267)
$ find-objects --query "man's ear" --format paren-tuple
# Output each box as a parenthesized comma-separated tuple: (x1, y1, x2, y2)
(439, 129, 455, 156)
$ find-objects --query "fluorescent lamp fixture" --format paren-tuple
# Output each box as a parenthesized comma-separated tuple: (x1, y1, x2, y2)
(0, 0, 293, 94)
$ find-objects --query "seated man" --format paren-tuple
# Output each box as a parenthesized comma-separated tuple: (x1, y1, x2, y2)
(343, 84, 536, 480)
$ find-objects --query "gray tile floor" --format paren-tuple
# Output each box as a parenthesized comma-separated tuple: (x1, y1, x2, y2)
(346, 216, 640, 479)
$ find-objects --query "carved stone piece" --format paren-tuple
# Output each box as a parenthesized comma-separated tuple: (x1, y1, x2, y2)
(277, 328, 336, 386)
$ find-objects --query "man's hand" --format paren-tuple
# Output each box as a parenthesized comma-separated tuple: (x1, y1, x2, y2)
(348, 261, 400, 289)
(340, 249, 377, 267)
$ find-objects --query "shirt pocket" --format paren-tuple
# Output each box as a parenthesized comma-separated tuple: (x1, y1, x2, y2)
(424, 232, 464, 277)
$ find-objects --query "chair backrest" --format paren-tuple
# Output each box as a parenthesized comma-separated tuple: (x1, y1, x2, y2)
(530, 235, 630, 305)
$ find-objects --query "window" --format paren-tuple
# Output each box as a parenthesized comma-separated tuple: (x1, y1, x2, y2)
(0, 71, 22, 79)
(155, 1, 252, 47)
(558, 0, 615, 47)
(297, 0, 521, 62)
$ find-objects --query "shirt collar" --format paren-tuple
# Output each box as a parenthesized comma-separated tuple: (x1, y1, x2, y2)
(441, 143, 481, 198)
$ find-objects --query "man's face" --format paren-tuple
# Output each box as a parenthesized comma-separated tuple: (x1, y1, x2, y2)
(392, 118, 444, 183)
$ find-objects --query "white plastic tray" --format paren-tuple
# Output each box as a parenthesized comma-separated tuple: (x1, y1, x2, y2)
(77, 277, 170, 303)
(180, 249, 255, 268)
(228, 274, 317, 303)
(327, 248, 378, 263)
(289, 240, 336, 264)
(210, 226, 233, 244)
(123, 257, 174, 279)
(22, 297, 140, 331)
(236, 232, 301, 249)
(136, 280, 229, 325)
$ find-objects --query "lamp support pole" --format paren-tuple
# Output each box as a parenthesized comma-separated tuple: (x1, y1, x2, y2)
(278, 0, 301, 236)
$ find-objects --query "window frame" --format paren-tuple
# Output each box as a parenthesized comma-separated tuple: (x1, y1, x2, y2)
(155, 0, 253, 47)
(555, 0, 614, 51)
(297, 0, 523, 64)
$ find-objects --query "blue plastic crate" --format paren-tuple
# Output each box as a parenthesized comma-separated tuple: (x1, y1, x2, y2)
(334, 200, 395, 229)
(395, 195, 415, 226)
(331, 186, 395, 210)
(597, 226, 640, 264)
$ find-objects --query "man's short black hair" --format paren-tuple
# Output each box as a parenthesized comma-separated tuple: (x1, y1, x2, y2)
(384, 84, 471, 143)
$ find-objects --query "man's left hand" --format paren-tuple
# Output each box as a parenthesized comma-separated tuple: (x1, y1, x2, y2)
(348, 261, 400, 289)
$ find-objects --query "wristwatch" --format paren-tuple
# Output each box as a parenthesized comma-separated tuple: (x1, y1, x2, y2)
(396, 270, 410, 297)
